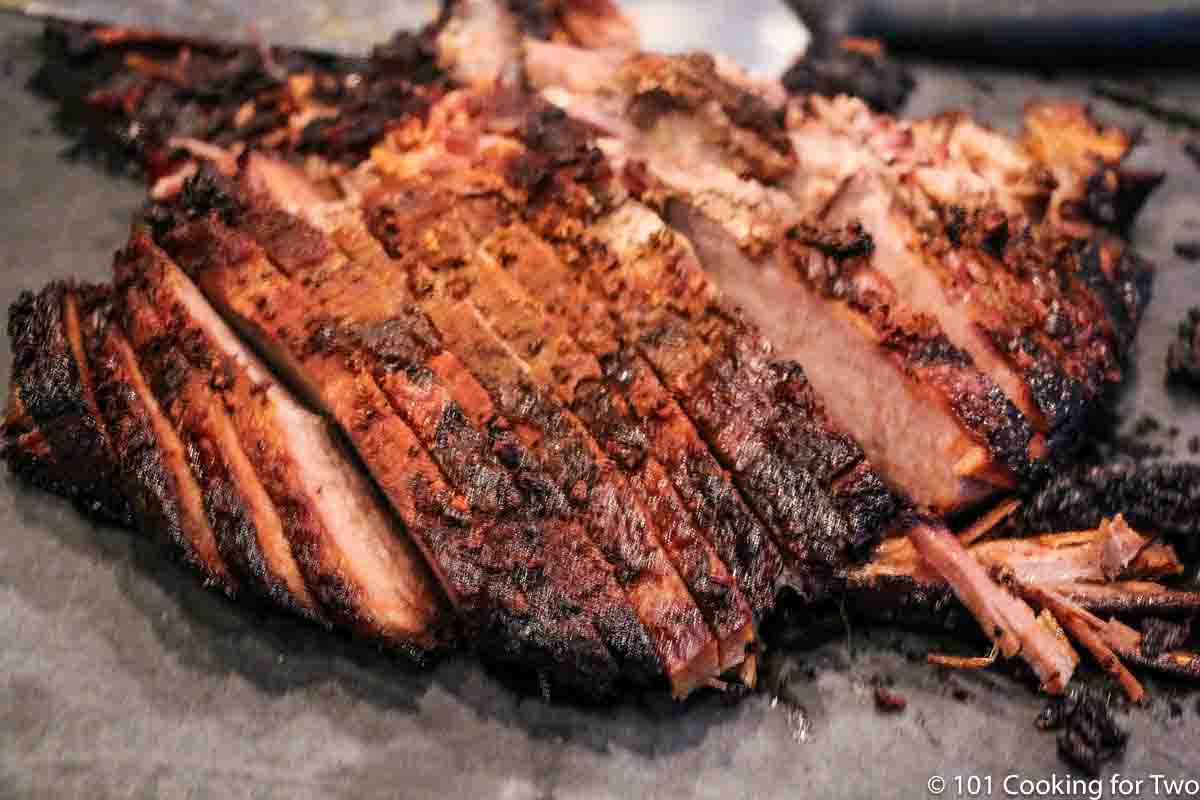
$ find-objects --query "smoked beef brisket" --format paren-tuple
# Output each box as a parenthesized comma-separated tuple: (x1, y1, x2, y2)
(3, 0, 1163, 697)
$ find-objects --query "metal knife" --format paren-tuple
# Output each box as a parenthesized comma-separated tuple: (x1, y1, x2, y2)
(0, 0, 813, 76)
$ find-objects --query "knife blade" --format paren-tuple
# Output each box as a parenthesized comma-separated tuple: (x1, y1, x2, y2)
(0, 0, 812, 76)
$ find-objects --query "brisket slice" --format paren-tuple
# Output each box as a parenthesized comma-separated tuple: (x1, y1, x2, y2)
(294, 210, 667, 689)
(511, 80, 898, 556)
(230, 185, 667, 691)
(531, 47, 1153, 505)
(349, 181, 722, 691)
(136, 242, 450, 655)
(113, 238, 319, 618)
(87, 293, 238, 595)
(4, 283, 130, 524)
(825, 180, 1121, 444)
(158, 208, 634, 696)
(481, 221, 784, 617)
(787, 96, 1152, 436)
(527, 54, 1030, 510)
(554, 198, 898, 570)
(293, 182, 722, 691)
(463, 219, 755, 671)
(664, 198, 1030, 512)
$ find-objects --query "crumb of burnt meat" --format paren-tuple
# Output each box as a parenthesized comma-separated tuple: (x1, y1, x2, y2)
(1132, 415, 1161, 437)
(1167, 426, 1180, 438)
(950, 685, 972, 703)
(1037, 687, 1129, 777)
(780, 37, 914, 114)
(1190, 436, 1200, 455)
(1186, 140, 1200, 170)
(1140, 618, 1191, 659)
(873, 686, 907, 712)
(1167, 307, 1200, 387)
(1175, 241, 1200, 261)
(1169, 701, 1184, 719)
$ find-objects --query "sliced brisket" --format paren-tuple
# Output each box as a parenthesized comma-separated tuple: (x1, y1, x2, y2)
(4, 283, 130, 524)
(89, 297, 238, 594)
(233, 188, 667, 690)
(114, 235, 452, 652)
(575, 201, 898, 568)
(481, 222, 784, 617)
(346, 180, 723, 692)
(114, 238, 320, 618)
(158, 198, 641, 695)
(465, 221, 755, 671)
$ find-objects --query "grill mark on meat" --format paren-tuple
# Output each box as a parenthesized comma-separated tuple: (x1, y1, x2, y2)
(114, 242, 319, 617)
(89, 305, 238, 595)
(163, 205, 635, 695)
(482, 222, 783, 617)
(360, 183, 720, 693)
(136, 243, 450, 657)
(249, 198, 665, 691)
(5, 283, 131, 524)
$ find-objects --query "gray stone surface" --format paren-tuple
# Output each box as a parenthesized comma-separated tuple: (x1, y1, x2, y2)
(0, 7, 1197, 799)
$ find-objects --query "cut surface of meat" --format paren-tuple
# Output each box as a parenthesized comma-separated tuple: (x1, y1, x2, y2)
(157, 191, 659, 696)
(480, 220, 784, 619)
(235, 184, 670, 690)
(574, 199, 899, 571)
(133, 241, 451, 655)
(462, 219, 755, 671)
(667, 202, 1017, 512)
(89, 302, 238, 595)
(902, 515, 1078, 693)
(529, 45, 1154, 514)
(345, 177, 723, 691)
(114, 235, 320, 618)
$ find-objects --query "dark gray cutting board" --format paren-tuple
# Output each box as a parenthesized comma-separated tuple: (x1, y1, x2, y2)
(1, 9, 1198, 800)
